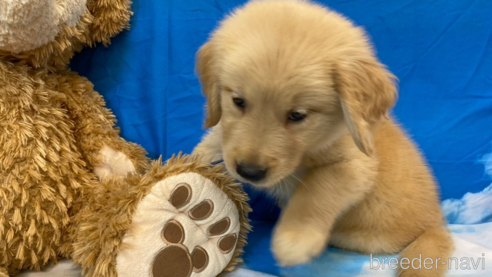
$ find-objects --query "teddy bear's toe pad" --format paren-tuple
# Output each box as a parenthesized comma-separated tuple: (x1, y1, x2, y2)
(116, 172, 240, 277)
(152, 245, 192, 277)
(191, 246, 209, 272)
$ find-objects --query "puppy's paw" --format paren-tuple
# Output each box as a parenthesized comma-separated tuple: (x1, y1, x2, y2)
(271, 224, 327, 266)
(397, 270, 424, 277)
(397, 267, 444, 277)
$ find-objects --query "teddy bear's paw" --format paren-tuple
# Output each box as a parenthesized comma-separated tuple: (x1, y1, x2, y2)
(116, 172, 240, 277)
(93, 146, 136, 180)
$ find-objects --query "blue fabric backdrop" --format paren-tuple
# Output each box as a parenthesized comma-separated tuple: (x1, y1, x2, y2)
(71, 0, 492, 275)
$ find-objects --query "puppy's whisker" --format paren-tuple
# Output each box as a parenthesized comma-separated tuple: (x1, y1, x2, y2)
(291, 173, 312, 194)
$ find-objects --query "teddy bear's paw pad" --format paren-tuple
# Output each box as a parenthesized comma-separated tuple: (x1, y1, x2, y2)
(150, 188, 235, 276)
(116, 172, 240, 277)
(151, 219, 212, 277)
(162, 220, 185, 243)
(208, 217, 230, 236)
(218, 233, 237, 254)
(191, 246, 209, 273)
(150, 210, 234, 276)
(170, 183, 192, 208)
(152, 245, 192, 277)
(152, 220, 193, 277)
(188, 199, 214, 220)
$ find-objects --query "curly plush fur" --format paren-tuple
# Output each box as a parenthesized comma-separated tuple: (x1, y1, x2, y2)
(0, 0, 250, 276)
(0, 49, 149, 275)
(0, 0, 132, 71)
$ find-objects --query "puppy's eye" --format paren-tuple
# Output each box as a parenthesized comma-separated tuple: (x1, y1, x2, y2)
(233, 97, 245, 108)
(288, 111, 307, 122)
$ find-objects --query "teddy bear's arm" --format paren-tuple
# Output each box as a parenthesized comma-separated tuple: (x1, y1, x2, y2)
(85, 0, 133, 47)
(58, 72, 149, 181)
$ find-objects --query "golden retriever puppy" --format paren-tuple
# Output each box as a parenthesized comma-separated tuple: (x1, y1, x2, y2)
(192, 0, 454, 276)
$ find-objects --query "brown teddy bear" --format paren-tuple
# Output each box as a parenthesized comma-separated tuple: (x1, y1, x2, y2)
(0, 1, 250, 276)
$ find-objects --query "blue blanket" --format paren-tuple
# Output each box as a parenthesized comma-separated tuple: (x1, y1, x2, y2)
(70, 0, 492, 276)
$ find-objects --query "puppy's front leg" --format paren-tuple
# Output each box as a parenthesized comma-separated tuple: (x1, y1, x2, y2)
(192, 125, 223, 163)
(272, 161, 374, 266)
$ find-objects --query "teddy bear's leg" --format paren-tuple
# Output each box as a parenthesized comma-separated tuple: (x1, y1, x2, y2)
(48, 72, 150, 181)
(72, 156, 250, 277)
(117, 173, 242, 277)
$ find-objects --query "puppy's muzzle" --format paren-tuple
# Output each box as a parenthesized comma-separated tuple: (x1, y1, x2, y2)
(236, 162, 268, 182)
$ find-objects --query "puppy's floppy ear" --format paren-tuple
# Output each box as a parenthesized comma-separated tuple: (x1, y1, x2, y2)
(196, 41, 221, 128)
(334, 57, 397, 156)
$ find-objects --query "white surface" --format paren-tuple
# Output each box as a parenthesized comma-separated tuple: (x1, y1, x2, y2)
(441, 151, 492, 225)
(18, 261, 276, 277)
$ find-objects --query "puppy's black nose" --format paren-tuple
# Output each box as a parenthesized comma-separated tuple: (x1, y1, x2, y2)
(236, 163, 267, 182)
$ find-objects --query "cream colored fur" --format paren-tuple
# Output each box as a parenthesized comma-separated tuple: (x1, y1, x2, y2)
(94, 146, 137, 181)
(193, 0, 454, 276)
(0, 0, 87, 52)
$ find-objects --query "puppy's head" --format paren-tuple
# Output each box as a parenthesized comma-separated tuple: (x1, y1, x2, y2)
(196, 0, 397, 187)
